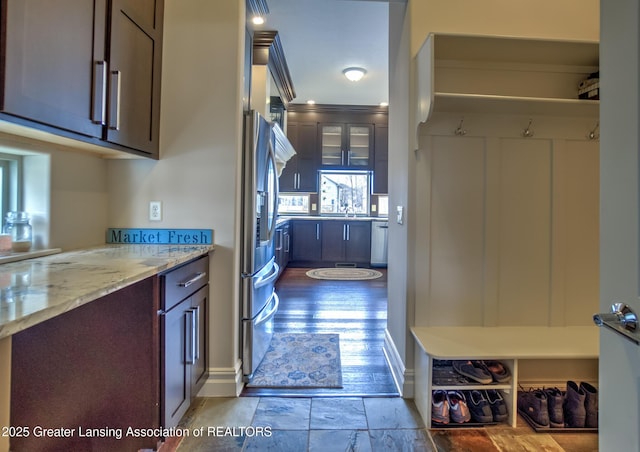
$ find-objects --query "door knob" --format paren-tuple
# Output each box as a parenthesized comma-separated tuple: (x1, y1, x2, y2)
(594, 302, 640, 345)
(593, 302, 637, 331)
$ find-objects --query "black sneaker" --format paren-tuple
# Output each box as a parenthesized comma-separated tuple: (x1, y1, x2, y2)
(518, 389, 550, 428)
(452, 360, 493, 384)
(484, 389, 509, 422)
(466, 390, 493, 423)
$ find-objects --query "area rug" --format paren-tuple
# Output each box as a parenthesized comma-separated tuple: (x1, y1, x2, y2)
(247, 333, 342, 388)
(305, 267, 383, 281)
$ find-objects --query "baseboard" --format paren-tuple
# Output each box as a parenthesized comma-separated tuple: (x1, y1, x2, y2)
(197, 360, 244, 397)
(383, 328, 415, 397)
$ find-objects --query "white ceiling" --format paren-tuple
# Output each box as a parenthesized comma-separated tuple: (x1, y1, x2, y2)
(252, 0, 389, 106)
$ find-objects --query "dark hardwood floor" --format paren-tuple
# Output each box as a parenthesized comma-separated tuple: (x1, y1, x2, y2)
(241, 267, 399, 397)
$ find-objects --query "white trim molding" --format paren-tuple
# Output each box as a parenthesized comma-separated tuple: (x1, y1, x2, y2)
(197, 360, 245, 397)
(383, 328, 414, 398)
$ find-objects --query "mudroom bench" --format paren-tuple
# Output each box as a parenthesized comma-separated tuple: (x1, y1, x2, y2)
(411, 326, 599, 428)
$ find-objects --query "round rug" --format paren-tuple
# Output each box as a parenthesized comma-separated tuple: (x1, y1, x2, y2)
(305, 268, 383, 281)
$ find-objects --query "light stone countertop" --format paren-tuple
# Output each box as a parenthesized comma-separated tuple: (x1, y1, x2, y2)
(277, 216, 386, 225)
(0, 244, 214, 339)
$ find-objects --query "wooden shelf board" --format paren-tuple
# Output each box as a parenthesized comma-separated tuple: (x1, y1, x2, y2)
(433, 92, 599, 117)
(411, 326, 598, 360)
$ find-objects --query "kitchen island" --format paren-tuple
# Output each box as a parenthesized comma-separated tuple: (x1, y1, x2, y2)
(0, 244, 214, 452)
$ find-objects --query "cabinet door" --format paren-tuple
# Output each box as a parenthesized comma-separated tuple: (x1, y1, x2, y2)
(345, 221, 371, 262)
(282, 224, 291, 269)
(281, 122, 318, 192)
(373, 124, 388, 193)
(191, 286, 208, 393)
(1, 0, 105, 138)
(347, 124, 373, 167)
(163, 297, 191, 430)
(291, 221, 322, 262)
(296, 122, 319, 191)
(320, 124, 345, 166)
(107, 0, 163, 155)
(321, 221, 346, 261)
(279, 123, 299, 191)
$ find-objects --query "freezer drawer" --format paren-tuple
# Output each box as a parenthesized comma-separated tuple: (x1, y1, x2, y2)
(242, 291, 279, 378)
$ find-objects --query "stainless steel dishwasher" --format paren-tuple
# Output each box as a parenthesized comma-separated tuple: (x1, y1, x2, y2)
(370, 220, 388, 267)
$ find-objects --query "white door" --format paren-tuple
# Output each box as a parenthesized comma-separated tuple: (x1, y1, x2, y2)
(600, 0, 640, 450)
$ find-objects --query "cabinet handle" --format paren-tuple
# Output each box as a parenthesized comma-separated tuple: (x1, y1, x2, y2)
(91, 61, 107, 124)
(178, 272, 207, 288)
(285, 233, 290, 252)
(316, 223, 320, 241)
(185, 308, 197, 365)
(343, 224, 346, 241)
(346, 224, 350, 241)
(108, 70, 121, 130)
(346, 150, 351, 166)
(193, 305, 200, 361)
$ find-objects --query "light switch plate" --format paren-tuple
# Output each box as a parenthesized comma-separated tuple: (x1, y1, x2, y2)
(396, 206, 404, 225)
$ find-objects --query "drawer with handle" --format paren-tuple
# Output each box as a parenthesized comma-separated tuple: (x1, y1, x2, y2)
(161, 255, 209, 311)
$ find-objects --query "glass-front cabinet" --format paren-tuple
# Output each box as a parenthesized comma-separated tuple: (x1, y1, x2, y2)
(320, 123, 373, 168)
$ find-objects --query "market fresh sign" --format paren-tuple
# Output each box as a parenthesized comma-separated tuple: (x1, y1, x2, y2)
(107, 228, 213, 245)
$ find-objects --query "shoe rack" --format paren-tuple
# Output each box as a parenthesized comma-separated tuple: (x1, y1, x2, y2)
(411, 326, 599, 430)
(430, 359, 515, 427)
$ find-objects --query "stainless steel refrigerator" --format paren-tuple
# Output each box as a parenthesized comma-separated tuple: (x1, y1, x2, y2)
(241, 111, 280, 380)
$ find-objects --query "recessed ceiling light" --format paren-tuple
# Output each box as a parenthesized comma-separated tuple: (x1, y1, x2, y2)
(343, 67, 367, 82)
(306, 100, 316, 105)
(252, 16, 265, 25)
(380, 102, 389, 107)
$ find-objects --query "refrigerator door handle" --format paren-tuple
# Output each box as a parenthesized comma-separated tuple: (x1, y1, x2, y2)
(254, 260, 280, 289)
(255, 292, 280, 327)
(265, 137, 279, 244)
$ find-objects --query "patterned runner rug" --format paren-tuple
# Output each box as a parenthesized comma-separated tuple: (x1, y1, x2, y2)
(247, 333, 342, 388)
(305, 268, 382, 280)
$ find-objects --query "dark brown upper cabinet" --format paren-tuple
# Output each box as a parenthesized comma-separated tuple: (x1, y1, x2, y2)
(319, 122, 373, 169)
(0, 0, 163, 158)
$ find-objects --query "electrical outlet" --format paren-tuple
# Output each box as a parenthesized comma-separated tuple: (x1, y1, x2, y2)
(149, 201, 162, 221)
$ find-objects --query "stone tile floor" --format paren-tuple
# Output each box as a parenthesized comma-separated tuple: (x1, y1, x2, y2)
(173, 396, 598, 451)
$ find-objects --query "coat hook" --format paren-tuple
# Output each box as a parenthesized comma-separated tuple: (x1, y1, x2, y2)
(588, 121, 600, 140)
(454, 119, 466, 136)
(522, 119, 534, 138)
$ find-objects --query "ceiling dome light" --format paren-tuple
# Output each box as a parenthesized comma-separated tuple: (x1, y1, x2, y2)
(343, 67, 366, 82)
(252, 16, 265, 25)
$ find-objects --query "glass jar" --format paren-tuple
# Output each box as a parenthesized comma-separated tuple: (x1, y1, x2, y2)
(3, 211, 32, 252)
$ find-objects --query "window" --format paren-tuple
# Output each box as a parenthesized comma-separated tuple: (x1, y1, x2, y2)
(377, 195, 389, 217)
(320, 170, 370, 216)
(278, 194, 310, 214)
(0, 153, 21, 223)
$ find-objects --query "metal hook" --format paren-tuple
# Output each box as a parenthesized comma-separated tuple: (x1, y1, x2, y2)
(588, 121, 600, 140)
(522, 119, 534, 138)
(454, 119, 466, 136)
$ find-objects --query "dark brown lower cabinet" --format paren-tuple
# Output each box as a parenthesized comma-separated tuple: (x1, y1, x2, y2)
(162, 286, 208, 429)
(9, 255, 210, 452)
(11, 277, 161, 452)
(291, 220, 322, 262)
(161, 256, 209, 430)
(321, 221, 371, 264)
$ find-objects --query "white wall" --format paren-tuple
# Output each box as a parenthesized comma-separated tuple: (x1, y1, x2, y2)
(387, 0, 600, 391)
(107, 0, 245, 395)
(386, 1, 412, 395)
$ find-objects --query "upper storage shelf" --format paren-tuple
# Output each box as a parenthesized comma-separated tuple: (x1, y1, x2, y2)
(416, 33, 600, 124)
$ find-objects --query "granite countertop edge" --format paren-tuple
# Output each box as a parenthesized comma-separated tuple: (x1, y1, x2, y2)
(0, 244, 215, 340)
